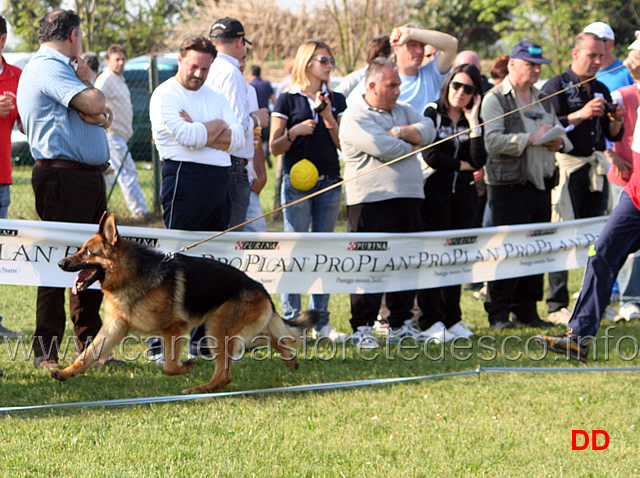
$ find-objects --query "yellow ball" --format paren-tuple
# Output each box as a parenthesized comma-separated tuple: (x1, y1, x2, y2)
(290, 159, 319, 191)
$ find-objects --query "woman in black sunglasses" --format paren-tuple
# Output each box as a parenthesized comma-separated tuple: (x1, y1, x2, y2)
(416, 63, 486, 339)
(269, 40, 348, 342)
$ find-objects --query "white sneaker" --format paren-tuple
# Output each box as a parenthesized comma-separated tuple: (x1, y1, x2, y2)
(373, 315, 389, 335)
(547, 307, 572, 325)
(421, 321, 455, 343)
(620, 303, 640, 321)
(604, 305, 625, 322)
(447, 321, 474, 338)
(312, 323, 349, 343)
(387, 319, 426, 343)
(348, 326, 379, 349)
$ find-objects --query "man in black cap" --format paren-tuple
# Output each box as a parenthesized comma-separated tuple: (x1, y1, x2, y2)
(206, 17, 269, 231)
(480, 40, 572, 329)
(541, 32, 625, 326)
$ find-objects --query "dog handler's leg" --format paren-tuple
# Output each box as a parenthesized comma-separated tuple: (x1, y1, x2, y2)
(161, 323, 195, 376)
(50, 320, 128, 381)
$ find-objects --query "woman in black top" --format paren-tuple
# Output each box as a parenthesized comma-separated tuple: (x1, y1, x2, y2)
(417, 63, 486, 339)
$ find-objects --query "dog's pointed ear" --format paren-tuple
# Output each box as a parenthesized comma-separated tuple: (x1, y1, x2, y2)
(100, 213, 119, 246)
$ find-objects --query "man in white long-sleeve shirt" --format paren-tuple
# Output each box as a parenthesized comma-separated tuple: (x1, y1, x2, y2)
(207, 17, 269, 230)
(149, 35, 243, 361)
(150, 35, 243, 231)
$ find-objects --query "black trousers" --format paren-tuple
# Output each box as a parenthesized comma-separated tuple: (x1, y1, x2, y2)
(417, 173, 478, 329)
(485, 181, 551, 325)
(31, 165, 107, 361)
(347, 198, 422, 330)
(547, 165, 608, 312)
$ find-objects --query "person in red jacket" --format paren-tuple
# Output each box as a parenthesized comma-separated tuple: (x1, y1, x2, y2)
(535, 47, 640, 361)
(0, 15, 25, 339)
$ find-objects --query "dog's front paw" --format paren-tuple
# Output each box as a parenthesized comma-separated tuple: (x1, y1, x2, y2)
(50, 369, 68, 381)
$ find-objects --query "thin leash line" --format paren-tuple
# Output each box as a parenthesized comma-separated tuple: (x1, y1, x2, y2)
(174, 63, 625, 256)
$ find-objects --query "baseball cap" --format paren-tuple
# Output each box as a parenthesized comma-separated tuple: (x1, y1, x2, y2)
(209, 17, 252, 45)
(510, 40, 552, 64)
(583, 22, 615, 41)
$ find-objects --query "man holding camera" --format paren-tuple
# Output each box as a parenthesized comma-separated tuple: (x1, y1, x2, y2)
(541, 31, 625, 325)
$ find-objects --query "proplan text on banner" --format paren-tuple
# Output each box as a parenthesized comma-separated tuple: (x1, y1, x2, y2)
(0, 218, 605, 294)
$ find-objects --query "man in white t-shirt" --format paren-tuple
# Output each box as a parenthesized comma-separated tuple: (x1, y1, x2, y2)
(95, 44, 149, 219)
(150, 36, 244, 231)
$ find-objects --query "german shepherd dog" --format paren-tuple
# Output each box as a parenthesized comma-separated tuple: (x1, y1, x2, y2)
(54, 213, 319, 394)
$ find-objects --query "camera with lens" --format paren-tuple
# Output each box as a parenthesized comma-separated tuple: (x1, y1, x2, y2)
(604, 102, 618, 115)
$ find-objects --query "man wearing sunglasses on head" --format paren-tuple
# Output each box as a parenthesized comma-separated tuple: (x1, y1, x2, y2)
(481, 40, 572, 330)
(541, 32, 625, 325)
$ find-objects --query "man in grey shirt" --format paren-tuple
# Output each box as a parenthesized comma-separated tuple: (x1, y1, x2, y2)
(339, 57, 435, 348)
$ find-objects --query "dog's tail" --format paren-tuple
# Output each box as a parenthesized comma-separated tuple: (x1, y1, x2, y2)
(265, 310, 320, 348)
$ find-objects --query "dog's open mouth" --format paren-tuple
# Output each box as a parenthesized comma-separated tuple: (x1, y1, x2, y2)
(72, 267, 105, 295)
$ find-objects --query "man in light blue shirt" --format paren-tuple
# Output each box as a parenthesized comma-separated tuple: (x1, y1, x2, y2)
(583, 21, 634, 93)
(347, 25, 457, 114)
(16, 10, 112, 369)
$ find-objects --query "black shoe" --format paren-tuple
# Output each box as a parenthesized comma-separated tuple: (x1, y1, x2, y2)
(513, 317, 554, 328)
(533, 332, 591, 361)
(490, 320, 516, 329)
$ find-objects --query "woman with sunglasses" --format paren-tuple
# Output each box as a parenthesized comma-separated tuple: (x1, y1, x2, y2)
(416, 63, 486, 339)
(270, 40, 348, 342)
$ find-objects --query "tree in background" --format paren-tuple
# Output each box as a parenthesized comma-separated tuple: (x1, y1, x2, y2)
(4, 0, 182, 56)
(471, 0, 640, 75)
(411, 0, 504, 59)
(3, 0, 61, 51)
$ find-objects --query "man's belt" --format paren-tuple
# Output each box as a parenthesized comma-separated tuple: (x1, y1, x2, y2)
(230, 156, 248, 167)
(35, 159, 109, 173)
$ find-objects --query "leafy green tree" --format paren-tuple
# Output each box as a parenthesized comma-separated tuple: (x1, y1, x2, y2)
(3, 0, 61, 51)
(411, 0, 505, 58)
(470, 0, 639, 75)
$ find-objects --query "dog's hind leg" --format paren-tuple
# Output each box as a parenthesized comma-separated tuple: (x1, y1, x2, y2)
(161, 322, 196, 376)
(269, 336, 300, 372)
(50, 319, 128, 381)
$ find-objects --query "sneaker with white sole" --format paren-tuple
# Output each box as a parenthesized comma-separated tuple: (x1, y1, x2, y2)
(547, 307, 572, 325)
(387, 319, 426, 343)
(348, 326, 379, 349)
(447, 321, 474, 338)
(620, 303, 640, 321)
(373, 315, 389, 335)
(312, 323, 349, 343)
(421, 321, 455, 343)
(604, 305, 624, 322)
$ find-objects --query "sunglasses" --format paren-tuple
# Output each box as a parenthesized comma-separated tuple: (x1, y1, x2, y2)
(523, 111, 544, 121)
(312, 56, 336, 68)
(450, 81, 476, 95)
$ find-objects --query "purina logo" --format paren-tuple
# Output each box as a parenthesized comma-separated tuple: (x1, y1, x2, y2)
(444, 236, 477, 246)
(235, 241, 280, 250)
(347, 241, 388, 251)
(0, 228, 18, 237)
(528, 228, 557, 237)
(122, 236, 159, 248)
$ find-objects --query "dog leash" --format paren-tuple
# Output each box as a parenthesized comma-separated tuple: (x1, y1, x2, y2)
(172, 63, 627, 256)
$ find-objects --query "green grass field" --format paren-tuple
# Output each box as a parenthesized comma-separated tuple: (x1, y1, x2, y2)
(2, 163, 639, 476)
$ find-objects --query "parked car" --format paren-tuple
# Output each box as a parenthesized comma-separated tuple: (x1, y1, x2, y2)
(123, 53, 178, 161)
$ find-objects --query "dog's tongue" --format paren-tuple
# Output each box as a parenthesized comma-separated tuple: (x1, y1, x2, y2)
(72, 275, 80, 295)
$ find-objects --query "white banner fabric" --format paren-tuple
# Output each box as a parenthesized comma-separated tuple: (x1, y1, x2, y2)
(0, 218, 605, 294)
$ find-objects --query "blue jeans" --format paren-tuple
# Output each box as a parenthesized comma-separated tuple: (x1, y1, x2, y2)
(0, 183, 10, 219)
(610, 183, 640, 304)
(569, 192, 640, 336)
(280, 173, 342, 329)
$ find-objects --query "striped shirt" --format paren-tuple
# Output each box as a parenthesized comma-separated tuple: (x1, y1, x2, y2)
(16, 45, 109, 165)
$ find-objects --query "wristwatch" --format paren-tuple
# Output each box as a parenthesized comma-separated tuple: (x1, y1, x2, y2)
(391, 126, 403, 140)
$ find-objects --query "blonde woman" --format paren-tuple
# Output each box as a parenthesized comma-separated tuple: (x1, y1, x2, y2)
(270, 40, 347, 342)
